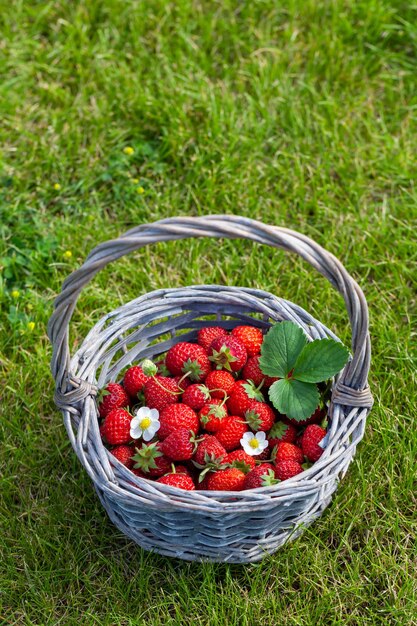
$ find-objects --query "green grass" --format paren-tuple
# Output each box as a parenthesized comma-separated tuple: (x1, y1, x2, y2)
(1, 0, 416, 623)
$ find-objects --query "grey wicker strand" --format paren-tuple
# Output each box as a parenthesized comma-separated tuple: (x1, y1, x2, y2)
(47, 215, 373, 563)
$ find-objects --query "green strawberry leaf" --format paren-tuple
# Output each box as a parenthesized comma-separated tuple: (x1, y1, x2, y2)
(292, 339, 349, 383)
(259, 321, 307, 378)
(268, 378, 320, 421)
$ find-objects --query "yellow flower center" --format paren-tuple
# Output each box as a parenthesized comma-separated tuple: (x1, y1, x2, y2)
(249, 438, 259, 449)
(140, 417, 151, 430)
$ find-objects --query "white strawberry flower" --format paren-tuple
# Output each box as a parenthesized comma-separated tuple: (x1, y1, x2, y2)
(240, 431, 269, 456)
(130, 406, 160, 442)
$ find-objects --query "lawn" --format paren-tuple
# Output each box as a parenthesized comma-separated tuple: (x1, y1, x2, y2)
(1, 0, 416, 624)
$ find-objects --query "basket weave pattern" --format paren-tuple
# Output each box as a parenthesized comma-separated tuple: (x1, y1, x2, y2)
(48, 216, 373, 563)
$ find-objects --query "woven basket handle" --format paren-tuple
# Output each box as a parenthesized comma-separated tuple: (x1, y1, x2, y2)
(48, 215, 372, 409)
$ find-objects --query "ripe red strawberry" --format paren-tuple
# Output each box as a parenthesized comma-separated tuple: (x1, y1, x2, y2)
(132, 441, 171, 477)
(206, 468, 246, 491)
(243, 463, 278, 489)
(182, 383, 211, 410)
(197, 326, 228, 351)
(225, 449, 256, 472)
(274, 442, 304, 464)
(242, 355, 279, 388)
(215, 415, 247, 451)
(275, 460, 304, 481)
(204, 370, 235, 400)
(194, 434, 226, 466)
(301, 424, 327, 462)
(283, 406, 326, 427)
(226, 380, 264, 416)
(244, 400, 276, 431)
(123, 366, 149, 399)
(100, 408, 132, 445)
(208, 336, 247, 372)
(98, 383, 129, 418)
(160, 428, 196, 461)
(231, 325, 263, 357)
(110, 445, 134, 468)
(267, 421, 297, 447)
(198, 399, 228, 432)
(173, 375, 191, 390)
(157, 473, 195, 490)
(158, 403, 199, 439)
(166, 342, 211, 382)
(144, 375, 180, 412)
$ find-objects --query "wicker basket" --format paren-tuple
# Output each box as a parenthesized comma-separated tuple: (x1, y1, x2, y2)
(48, 215, 373, 563)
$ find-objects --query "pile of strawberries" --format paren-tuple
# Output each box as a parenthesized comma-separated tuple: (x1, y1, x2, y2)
(98, 325, 327, 491)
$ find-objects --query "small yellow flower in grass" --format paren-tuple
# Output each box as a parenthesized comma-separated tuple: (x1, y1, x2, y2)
(123, 146, 134, 156)
(27, 321, 35, 332)
(11, 289, 20, 299)
(240, 431, 269, 456)
(53, 183, 61, 191)
(136, 186, 145, 194)
(130, 406, 160, 442)
(63, 250, 72, 260)
(131, 178, 139, 184)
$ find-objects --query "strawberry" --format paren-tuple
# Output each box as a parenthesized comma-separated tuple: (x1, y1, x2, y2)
(283, 406, 326, 427)
(144, 375, 180, 412)
(160, 428, 196, 461)
(110, 445, 134, 468)
(206, 467, 246, 491)
(208, 336, 247, 372)
(123, 366, 149, 399)
(243, 463, 279, 489)
(267, 421, 297, 447)
(215, 415, 247, 451)
(182, 383, 211, 410)
(225, 449, 256, 472)
(274, 460, 304, 481)
(274, 442, 304, 464)
(158, 403, 199, 439)
(231, 325, 263, 357)
(256, 446, 273, 461)
(244, 400, 276, 431)
(98, 383, 129, 418)
(204, 370, 235, 400)
(226, 380, 264, 416)
(101, 408, 132, 445)
(301, 424, 327, 462)
(132, 441, 171, 477)
(166, 342, 211, 382)
(242, 355, 279, 388)
(194, 434, 226, 466)
(197, 326, 228, 351)
(173, 375, 191, 390)
(157, 473, 195, 490)
(198, 399, 228, 432)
